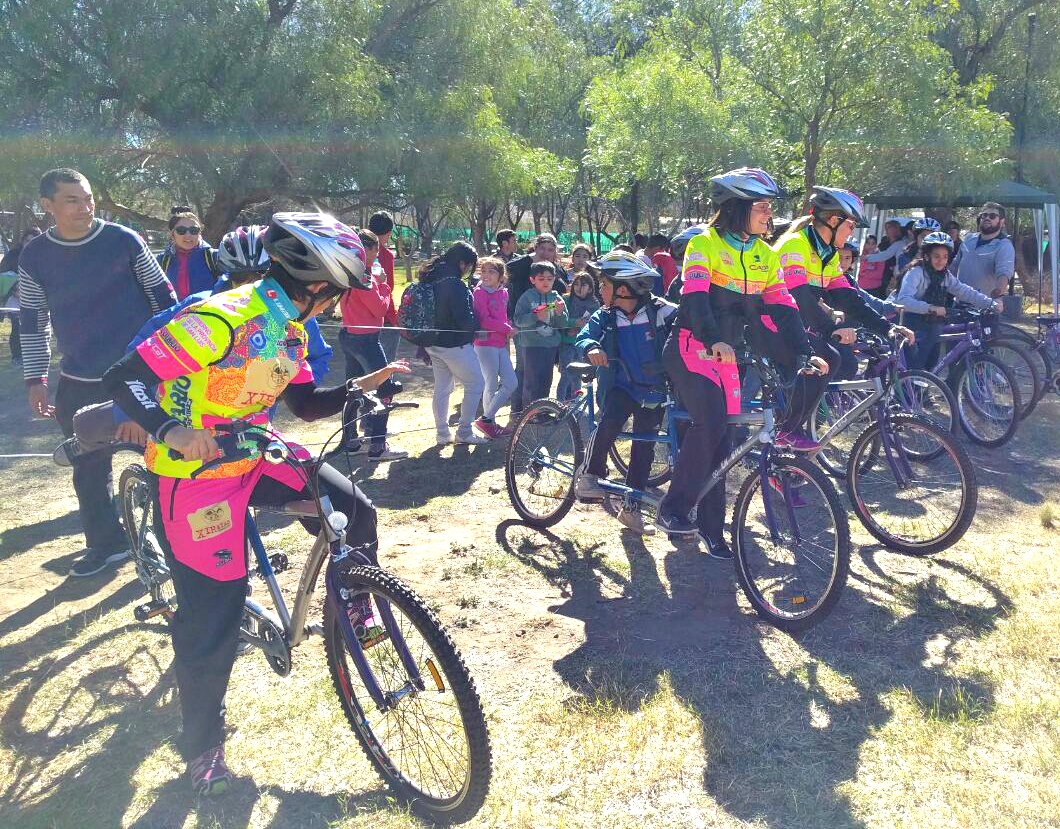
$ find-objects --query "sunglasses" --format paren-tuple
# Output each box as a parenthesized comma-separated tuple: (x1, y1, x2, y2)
(173, 226, 201, 235)
(979, 213, 1000, 220)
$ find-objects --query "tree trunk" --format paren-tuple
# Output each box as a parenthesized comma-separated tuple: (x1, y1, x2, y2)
(628, 181, 640, 235)
(413, 199, 435, 255)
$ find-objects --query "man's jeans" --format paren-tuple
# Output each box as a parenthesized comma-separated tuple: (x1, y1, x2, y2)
(340, 330, 390, 451)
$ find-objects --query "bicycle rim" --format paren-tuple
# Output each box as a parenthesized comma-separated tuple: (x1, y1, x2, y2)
(733, 456, 850, 632)
(609, 432, 672, 487)
(505, 399, 581, 527)
(810, 390, 874, 478)
(987, 339, 1040, 417)
(324, 567, 491, 823)
(956, 357, 1020, 446)
(847, 414, 976, 555)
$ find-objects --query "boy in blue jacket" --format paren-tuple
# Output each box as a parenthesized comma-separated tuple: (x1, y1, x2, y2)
(574, 251, 677, 535)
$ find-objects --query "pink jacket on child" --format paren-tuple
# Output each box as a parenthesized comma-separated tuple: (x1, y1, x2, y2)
(472, 285, 513, 347)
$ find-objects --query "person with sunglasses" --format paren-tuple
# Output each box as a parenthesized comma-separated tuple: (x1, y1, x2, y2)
(953, 202, 1015, 299)
(158, 207, 221, 299)
(773, 187, 914, 381)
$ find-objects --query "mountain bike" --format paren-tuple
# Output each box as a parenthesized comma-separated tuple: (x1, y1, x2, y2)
(506, 358, 851, 632)
(55, 395, 492, 823)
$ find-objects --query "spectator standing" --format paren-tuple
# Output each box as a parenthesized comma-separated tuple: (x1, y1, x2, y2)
(513, 261, 569, 403)
(945, 220, 963, 259)
(19, 168, 176, 577)
(856, 235, 887, 297)
(471, 257, 516, 439)
(953, 203, 1014, 298)
(556, 272, 601, 400)
(158, 207, 219, 300)
(339, 229, 408, 461)
(506, 232, 570, 412)
(421, 242, 487, 445)
(367, 211, 402, 361)
(495, 229, 519, 263)
(1, 227, 43, 363)
(863, 218, 906, 295)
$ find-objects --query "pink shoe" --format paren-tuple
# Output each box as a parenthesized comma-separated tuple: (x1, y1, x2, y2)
(474, 417, 507, 440)
(769, 476, 809, 507)
(775, 430, 820, 452)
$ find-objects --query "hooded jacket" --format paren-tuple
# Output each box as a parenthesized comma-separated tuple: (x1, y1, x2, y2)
(423, 261, 478, 348)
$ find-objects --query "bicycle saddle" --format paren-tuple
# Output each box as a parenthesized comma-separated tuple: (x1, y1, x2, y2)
(566, 361, 598, 382)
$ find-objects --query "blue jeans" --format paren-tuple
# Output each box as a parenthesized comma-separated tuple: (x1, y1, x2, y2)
(522, 345, 558, 404)
(340, 329, 389, 450)
(555, 344, 582, 402)
(906, 316, 942, 372)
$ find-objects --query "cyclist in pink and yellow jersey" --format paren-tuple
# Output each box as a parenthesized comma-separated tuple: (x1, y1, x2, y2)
(104, 213, 409, 795)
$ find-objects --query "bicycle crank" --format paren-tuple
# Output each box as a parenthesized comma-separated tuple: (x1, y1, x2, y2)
(240, 598, 292, 677)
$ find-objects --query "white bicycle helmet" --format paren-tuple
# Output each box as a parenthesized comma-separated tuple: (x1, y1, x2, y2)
(265, 212, 369, 290)
(592, 250, 658, 296)
(920, 230, 954, 252)
(217, 225, 270, 274)
(709, 167, 783, 205)
(671, 224, 708, 261)
(809, 186, 870, 228)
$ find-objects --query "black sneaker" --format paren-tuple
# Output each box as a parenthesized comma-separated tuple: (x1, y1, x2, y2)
(702, 536, 734, 561)
(68, 546, 130, 578)
(655, 510, 697, 535)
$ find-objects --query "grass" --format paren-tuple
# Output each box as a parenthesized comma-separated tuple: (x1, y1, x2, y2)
(1041, 501, 1056, 528)
(3, 327, 1060, 828)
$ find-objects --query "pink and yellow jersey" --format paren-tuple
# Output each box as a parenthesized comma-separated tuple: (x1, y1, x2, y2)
(135, 278, 312, 479)
(680, 228, 798, 308)
(774, 229, 849, 292)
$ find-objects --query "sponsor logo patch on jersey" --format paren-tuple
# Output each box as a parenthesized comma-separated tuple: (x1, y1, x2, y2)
(188, 501, 234, 541)
(177, 315, 214, 349)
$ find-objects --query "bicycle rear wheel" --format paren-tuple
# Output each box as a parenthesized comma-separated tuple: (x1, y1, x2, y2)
(732, 454, 850, 632)
(609, 430, 672, 488)
(324, 566, 491, 824)
(953, 354, 1021, 447)
(809, 389, 874, 478)
(986, 338, 1041, 418)
(118, 464, 175, 620)
(845, 412, 977, 555)
(505, 398, 582, 527)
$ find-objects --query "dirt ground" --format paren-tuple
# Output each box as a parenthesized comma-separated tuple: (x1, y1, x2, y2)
(2, 322, 1060, 829)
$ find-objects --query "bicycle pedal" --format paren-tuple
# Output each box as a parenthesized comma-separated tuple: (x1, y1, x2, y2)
(134, 601, 172, 622)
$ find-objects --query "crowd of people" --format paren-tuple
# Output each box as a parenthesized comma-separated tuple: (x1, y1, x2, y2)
(4, 163, 1019, 796)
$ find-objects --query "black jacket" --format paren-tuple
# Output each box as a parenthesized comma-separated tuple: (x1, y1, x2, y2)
(506, 254, 569, 318)
(424, 261, 478, 348)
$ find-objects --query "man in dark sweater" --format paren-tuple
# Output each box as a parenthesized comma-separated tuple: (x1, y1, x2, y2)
(19, 168, 177, 577)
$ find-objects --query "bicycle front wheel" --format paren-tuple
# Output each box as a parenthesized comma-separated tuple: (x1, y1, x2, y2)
(953, 354, 1021, 447)
(732, 454, 851, 632)
(118, 463, 175, 620)
(505, 398, 582, 527)
(324, 566, 491, 824)
(986, 337, 1041, 418)
(845, 412, 977, 555)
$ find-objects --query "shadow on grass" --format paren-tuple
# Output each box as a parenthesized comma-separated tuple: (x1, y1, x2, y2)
(0, 508, 81, 563)
(495, 518, 1012, 829)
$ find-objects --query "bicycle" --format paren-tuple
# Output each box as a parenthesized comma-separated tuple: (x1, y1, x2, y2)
(995, 315, 1060, 398)
(924, 309, 1022, 447)
(505, 358, 851, 632)
(806, 335, 978, 555)
(55, 395, 492, 823)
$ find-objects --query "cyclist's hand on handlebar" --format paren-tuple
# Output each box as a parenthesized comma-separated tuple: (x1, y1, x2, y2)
(357, 360, 412, 391)
(802, 355, 830, 376)
(166, 426, 220, 462)
(990, 300, 1004, 314)
(115, 420, 148, 447)
(711, 342, 736, 364)
(832, 327, 857, 345)
(890, 324, 916, 345)
(586, 347, 608, 367)
(928, 305, 947, 317)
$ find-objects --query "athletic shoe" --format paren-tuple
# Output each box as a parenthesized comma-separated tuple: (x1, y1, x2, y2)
(775, 430, 820, 452)
(655, 510, 697, 535)
(369, 443, 409, 462)
(769, 476, 808, 507)
(474, 417, 508, 440)
(68, 545, 130, 578)
(617, 506, 656, 536)
(344, 439, 370, 456)
(497, 424, 515, 437)
(702, 536, 734, 560)
(574, 473, 606, 500)
(454, 432, 489, 445)
(188, 744, 231, 796)
(436, 430, 454, 446)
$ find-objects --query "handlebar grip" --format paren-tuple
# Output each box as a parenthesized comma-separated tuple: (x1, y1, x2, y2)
(390, 401, 420, 410)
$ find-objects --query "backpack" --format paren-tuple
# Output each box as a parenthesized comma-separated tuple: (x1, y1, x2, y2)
(160, 247, 219, 277)
(398, 279, 442, 346)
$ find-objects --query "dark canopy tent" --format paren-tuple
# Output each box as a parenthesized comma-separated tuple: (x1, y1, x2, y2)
(861, 180, 1058, 313)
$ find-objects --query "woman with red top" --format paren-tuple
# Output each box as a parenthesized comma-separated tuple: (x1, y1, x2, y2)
(157, 207, 219, 299)
(338, 229, 408, 460)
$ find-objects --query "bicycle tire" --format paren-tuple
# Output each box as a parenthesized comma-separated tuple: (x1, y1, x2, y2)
(952, 353, 1021, 447)
(986, 337, 1041, 418)
(809, 389, 875, 478)
(889, 369, 957, 461)
(732, 454, 850, 632)
(845, 412, 977, 555)
(504, 398, 582, 527)
(324, 566, 491, 824)
(996, 322, 1053, 402)
(608, 431, 672, 488)
(118, 463, 176, 620)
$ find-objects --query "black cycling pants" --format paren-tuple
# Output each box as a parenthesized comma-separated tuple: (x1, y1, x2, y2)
(159, 463, 376, 761)
(583, 386, 665, 492)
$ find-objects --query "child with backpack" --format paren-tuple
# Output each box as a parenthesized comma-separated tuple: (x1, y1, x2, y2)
(472, 257, 516, 439)
(556, 271, 601, 401)
(513, 261, 569, 404)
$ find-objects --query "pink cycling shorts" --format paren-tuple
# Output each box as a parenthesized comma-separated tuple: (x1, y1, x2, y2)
(678, 330, 742, 415)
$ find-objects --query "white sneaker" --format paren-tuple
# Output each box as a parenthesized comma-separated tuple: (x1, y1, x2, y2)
(436, 431, 454, 445)
(454, 432, 488, 445)
(617, 507, 656, 536)
(369, 443, 409, 462)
